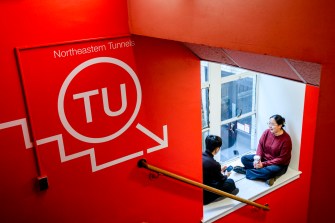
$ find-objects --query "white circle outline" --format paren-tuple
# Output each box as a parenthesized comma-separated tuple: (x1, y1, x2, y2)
(58, 57, 142, 143)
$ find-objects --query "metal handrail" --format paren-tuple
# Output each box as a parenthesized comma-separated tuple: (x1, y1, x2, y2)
(138, 159, 269, 211)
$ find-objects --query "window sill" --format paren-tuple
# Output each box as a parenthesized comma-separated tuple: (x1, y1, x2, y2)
(202, 166, 301, 223)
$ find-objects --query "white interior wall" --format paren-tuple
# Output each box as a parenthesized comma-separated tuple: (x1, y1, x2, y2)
(256, 74, 305, 170)
(208, 62, 224, 161)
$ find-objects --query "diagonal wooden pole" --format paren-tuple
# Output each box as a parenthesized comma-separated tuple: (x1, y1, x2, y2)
(138, 159, 269, 211)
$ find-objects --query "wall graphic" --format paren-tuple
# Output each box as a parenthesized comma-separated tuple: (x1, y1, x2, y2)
(0, 36, 168, 173)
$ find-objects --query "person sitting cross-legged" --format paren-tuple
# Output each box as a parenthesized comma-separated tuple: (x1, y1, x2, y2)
(233, 114, 292, 186)
(203, 135, 239, 205)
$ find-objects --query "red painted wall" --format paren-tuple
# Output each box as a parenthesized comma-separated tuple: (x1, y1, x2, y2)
(128, 0, 335, 63)
(1, 0, 129, 121)
(0, 1, 130, 222)
(0, 1, 204, 223)
(128, 1, 335, 222)
(0, 1, 330, 223)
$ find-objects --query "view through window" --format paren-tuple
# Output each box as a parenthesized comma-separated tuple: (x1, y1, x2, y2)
(201, 61, 257, 162)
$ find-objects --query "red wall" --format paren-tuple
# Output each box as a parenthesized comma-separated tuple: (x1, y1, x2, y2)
(128, 1, 335, 222)
(0, 1, 129, 222)
(0, 1, 331, 223)
(128, 0, 335, 63)
(0, 1, 204, 222)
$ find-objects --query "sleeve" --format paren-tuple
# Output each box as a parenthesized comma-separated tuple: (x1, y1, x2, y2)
(212, 162, 227, 183)
(256, 130, 267, 158)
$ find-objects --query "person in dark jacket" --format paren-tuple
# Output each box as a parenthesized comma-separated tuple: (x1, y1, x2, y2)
(202, 135, 239, 205)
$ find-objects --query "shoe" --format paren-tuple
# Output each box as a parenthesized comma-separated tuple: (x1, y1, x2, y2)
(215, 188, 239, 202)
(230, 188, 239, 196)
(233, 166, 246, 174)
(266, 178, 275, 186)
(213, 196, 226, 203)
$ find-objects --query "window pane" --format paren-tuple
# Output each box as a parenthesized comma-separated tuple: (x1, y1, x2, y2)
(221, 64, 247, 77)
(201, 61, 209, 83)
(201, 88, 209, 128)
(220, 115, 254, 162)
(202, 130, 209, 152)
(221, 70, 235, 78)
(221, 76, 255, 121)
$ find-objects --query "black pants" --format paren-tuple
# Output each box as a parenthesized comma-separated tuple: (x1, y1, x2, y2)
(203, 178, 237, 205)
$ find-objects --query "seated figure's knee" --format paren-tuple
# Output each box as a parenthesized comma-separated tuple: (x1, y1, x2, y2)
(241, 155, 248, 164)
(241, 154, 253, 166)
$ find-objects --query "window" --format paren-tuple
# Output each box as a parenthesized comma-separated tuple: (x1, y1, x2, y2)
(201, 61, 210, 151)
(201, 62, 257, 162)
(201, 62, 307, 222)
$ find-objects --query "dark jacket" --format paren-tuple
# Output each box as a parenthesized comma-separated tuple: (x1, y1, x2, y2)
(202, 152, 237, 205)
(202, 151, 227, 189)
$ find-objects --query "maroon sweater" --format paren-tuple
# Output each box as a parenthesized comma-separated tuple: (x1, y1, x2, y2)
(256, 129, 292, 166)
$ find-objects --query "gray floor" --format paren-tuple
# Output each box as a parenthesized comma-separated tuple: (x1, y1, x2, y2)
(220, 130, 252, 162)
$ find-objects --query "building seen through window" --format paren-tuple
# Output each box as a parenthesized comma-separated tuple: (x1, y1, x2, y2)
(201, 61, 257, 162)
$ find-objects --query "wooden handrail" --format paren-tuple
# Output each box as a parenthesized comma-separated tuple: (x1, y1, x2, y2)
(138, 159, 269, 211)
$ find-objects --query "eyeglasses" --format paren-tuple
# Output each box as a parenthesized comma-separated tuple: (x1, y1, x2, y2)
(267, 122, 278, 127)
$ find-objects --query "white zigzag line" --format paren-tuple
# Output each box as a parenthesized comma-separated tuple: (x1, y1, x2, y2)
(36, 134, 143, 172)
(0, 118, 33, 149)
(0, 118, 145, 172)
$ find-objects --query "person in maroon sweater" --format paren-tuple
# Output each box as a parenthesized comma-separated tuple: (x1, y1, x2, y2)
(233, 114, 292, 186)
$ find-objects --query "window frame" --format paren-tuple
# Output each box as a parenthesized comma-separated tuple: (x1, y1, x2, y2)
(201, 65, 306, 223)
(201, 61, 258, 162)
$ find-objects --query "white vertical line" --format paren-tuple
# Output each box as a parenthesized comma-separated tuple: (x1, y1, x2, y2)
(284, 59, 307, 84)
(222, 49, 240, 67)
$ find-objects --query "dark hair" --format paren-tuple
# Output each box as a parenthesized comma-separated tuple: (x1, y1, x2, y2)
(205, 135, 222, 152)
(270, 114, 286, 127)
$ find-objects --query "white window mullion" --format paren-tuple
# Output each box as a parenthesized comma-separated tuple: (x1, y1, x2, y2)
(251, 75, 258, 150)
(208, 62, 222, 160)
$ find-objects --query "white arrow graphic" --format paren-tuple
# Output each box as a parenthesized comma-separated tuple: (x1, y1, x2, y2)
(0, 118, 167, 172)
(136, 123, 168, 153)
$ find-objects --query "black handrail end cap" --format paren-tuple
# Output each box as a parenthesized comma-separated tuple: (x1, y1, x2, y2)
(37, 175, 49, 191)
(137, 159, 147, 168)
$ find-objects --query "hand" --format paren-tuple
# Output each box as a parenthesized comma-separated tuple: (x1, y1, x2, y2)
(254, 162, 263, 169)
(221, 165, 227, 172)
(221, 166, 231, 177)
